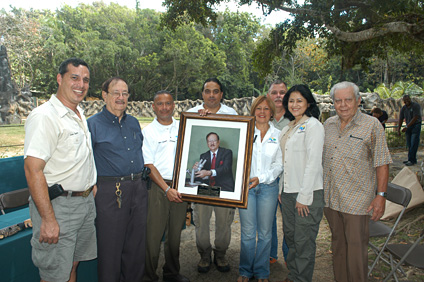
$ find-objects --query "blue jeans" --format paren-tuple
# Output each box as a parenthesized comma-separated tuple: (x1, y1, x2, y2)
(270, 201, 289, 261)
(239, 180, 278, 279)
(406, 123, 421, 164)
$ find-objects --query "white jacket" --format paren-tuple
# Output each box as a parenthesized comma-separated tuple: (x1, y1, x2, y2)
(279, 117, 324, 205)
(250, 122, 283, 184)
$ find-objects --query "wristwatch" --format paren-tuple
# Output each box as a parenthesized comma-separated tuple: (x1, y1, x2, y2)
(376, 191, 387, 198)
(164, 186, 171, 197)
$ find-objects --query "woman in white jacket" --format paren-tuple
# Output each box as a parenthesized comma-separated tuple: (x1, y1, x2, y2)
(237, 96, 283, 282)
(278, 85, 324, 282)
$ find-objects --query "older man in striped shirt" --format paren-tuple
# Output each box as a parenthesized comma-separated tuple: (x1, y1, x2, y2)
(323, 81, 392, 282)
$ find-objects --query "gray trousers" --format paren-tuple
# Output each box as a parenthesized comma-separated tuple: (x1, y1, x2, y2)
(193, 203, 235, 260)
(281, 190, 324, 282)
(143, 182, 188, 281)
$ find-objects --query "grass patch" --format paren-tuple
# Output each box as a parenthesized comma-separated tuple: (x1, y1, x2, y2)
(0, 125, 25, 158)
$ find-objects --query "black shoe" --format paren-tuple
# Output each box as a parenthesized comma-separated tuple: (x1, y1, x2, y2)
(214, 256, 230, 272)
(403, 160, 409, 164)
(163, 274, 190, 282)
(405, 161, 415, 166)
(197, 257, 211, 273)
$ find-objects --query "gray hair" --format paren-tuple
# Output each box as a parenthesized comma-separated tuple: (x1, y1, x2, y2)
(330, 81, 360, 100)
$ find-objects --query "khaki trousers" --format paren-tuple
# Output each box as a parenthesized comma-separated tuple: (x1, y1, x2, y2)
(324, 207, 369, 282)
(193, 203, 235, 260)
(143, 182, 188, 281)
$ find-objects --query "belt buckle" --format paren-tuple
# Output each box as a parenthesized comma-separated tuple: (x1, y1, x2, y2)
(82, 187, 93, 197)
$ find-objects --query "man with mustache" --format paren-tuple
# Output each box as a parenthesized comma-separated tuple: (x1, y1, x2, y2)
(266, 80, 290, 265)
(142, 91, 189, 282)
(267, 80, 290, 131)
(88, 77, 148, 282)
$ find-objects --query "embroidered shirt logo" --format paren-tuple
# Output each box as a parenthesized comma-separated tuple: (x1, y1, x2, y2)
(268, 137, 278, 143)
(298, 125, 306, 133)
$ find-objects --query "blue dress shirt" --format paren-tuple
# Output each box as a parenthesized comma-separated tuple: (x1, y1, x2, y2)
(87, 106, 144, 177)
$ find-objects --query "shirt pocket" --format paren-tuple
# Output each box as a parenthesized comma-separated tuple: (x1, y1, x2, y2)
(346, 134, 368, 161)
(62, 130, 83, 154)
(265, 142, 280, 158)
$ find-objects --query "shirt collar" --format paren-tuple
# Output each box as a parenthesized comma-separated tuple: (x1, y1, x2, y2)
(288, 115, 310, 128)
(49, 94, 83, 118)
(101, 105, 127, 123)
(328, 109, 362, 126)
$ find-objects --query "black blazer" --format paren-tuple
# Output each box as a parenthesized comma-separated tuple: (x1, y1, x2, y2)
(198, 147, 235, 192)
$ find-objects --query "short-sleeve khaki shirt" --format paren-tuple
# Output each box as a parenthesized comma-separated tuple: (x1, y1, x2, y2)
(323, 110, 392, 215)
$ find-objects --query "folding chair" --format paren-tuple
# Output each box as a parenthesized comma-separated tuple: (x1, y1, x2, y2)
(0, 188, 30, 214)
(368, 183, 412, 276)
(383, 228, 424, 282)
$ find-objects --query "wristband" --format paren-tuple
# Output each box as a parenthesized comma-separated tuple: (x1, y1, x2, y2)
(376, 191, 387, 198)
(164, 186, 171, 197)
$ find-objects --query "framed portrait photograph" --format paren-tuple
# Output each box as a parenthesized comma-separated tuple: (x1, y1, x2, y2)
(172, 112, 255, 208)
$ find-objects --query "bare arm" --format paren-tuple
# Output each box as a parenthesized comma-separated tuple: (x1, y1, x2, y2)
(397, 117, 403, 135)
(145, 164, 182, 203)
(24, 156, 60, 244)
(367, 164, 389, 221)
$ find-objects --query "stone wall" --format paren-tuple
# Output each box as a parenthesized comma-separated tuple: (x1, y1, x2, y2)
(80, 94, 424, 120)
(80, 97, 256, 118)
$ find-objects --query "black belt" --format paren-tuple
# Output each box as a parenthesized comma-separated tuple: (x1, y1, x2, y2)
(97, 172, 143, 182)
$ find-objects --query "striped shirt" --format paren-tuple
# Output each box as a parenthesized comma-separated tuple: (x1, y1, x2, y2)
(323, 110, 392, 215)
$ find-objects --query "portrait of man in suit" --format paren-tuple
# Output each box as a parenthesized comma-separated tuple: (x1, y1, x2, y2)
(193, 132, 235, 192)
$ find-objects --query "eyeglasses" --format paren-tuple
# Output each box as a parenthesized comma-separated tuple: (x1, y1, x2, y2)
(108, 91, 130, 98)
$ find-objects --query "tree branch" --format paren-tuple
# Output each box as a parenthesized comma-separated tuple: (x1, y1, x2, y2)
(326, 21, 424, 42)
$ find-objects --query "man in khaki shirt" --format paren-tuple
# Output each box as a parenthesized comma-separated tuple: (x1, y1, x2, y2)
(323, 81, 392, 282)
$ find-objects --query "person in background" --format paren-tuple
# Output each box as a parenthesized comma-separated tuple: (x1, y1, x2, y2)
(277, 85, 325, 282)
(142, 90, 189, 282)
(237, 96, 283, 282)
(88, 77, 148, 282)
(266, 80, 290, 265)
(323, 81, 392, 282)
(397, 95, 422, 166)
(371, 107, 388, 129)
(24, 58, 97, 282)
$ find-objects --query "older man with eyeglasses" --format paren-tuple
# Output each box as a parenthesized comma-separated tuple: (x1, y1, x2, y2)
(88, 77, 149, 282)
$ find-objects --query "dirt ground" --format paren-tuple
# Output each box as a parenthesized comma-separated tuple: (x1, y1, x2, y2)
(154, 149, 424, 282)
(2, 126, 423, 281)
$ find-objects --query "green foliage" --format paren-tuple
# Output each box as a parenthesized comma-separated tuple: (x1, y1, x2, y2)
(374, 81, 423, 99)
(1, 2, 423, 100)
(163, 0, 424, 78)
(1, 4, 265, 100)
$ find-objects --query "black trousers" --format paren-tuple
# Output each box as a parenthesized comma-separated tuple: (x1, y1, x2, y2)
(95, 177, 148, 282)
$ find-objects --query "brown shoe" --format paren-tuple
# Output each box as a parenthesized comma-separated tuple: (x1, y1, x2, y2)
(214, 256, 230, 272)
(197, 257, 211, 273)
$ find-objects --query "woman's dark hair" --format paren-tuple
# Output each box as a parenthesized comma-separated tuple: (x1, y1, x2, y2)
(282, 84, 320, 121)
